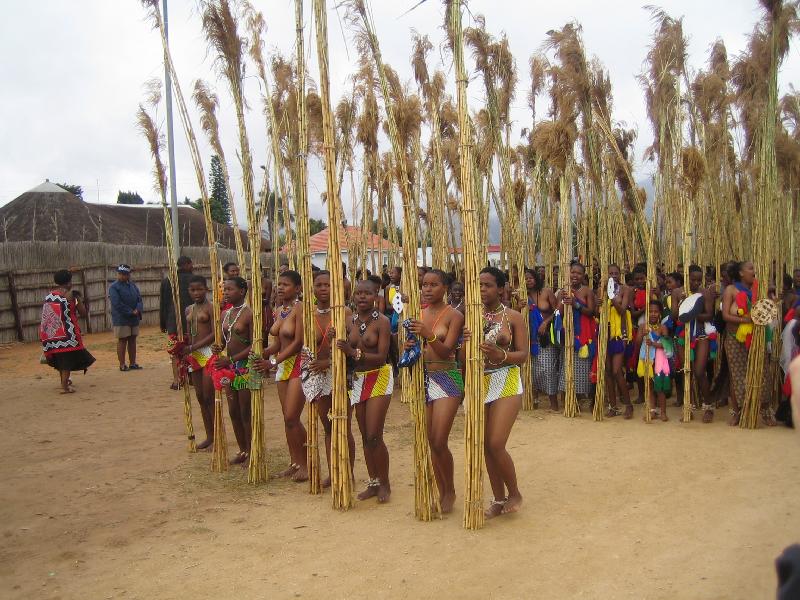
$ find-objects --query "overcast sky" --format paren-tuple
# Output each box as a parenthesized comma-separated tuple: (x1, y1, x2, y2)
(0, 1, 797, 228)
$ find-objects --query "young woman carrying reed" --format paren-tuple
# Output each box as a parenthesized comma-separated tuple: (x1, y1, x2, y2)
(462, 267, 527, 519)
(721, 261, 776, 427)
(254, 270, 309, 481)
(556, 262, 597, 404)
(605, 264, 634, 419)
(213, 277, 253, 464)
(336, 277, 393, 503)
(301, 270, 355, 487)
(523, 268, 560, 411)
(670, 265, 717, 423)
(405, 269, 465, 514)
(183, 275, 215, 449)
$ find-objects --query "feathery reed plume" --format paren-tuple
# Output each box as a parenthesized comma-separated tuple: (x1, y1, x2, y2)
(140, 0, 227, 469)
(192, 79, 247, 276)
(244, 7, 295, 268)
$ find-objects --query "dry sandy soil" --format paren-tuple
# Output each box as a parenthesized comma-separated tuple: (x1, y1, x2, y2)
(1, 326, 798, 600)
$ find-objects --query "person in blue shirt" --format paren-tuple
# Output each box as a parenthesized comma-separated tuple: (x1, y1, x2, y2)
(109, 264, 143, 371)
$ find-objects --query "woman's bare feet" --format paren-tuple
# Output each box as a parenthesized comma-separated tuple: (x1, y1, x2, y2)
(277, 463, 299, 478)
(377, 482, 391, 503)
(196, 438, 212, 451)
(229, 451, 248, 465)
(321, 477, 331, 489)
(291, 466, 309, 482)
(623, 404, 634, 419)
(357, 479, 379, 501)
(702, 405, 714, 424)
(484, 498, 506, 519)
(660, 410, 669, 422)
(761, 408, 778, 427)
(549, 398, 559, 412)
(440, 492, 456, 514)
(60, 386, 76, 394)
(728, 409, 740, 426)
(502, 493, 522, 515)
(606, 405, 620, 418)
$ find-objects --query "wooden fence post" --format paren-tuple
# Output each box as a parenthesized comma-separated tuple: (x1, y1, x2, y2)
(80, 268, 92, 334)
(7, 271, 23, 342)
(103, 265, 110, 331)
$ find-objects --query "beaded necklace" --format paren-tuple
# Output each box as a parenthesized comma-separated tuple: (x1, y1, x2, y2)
(222, 303, 246, 346)
(353, 310, 380, 336)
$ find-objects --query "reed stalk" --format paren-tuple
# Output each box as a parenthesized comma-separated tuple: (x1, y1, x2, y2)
(347, 0, 440, 521)
(136, 97, 196, 451)
(202, 0, 267, 480)
(445, 0, 485, 530)
(312, 0, 353, 507)
(141, 0, 227, 471)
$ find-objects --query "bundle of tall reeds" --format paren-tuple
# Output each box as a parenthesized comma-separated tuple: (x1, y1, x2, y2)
(141, 0, 228, 471)
(347, 0, 440, 521)
(278, 0, 321, 492)
(740, 0, 796, 429)
(312, 0, 353, 508)
(136, 90, 196, 451)
(445, 0, 485, 530)
(201, 0, 266, 480)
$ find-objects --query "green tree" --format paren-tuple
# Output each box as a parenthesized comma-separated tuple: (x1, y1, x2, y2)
(309, 217, 326, 235)
(57, 183, 83, 199)
(117, 190, 144, 204)
(183, 196, 202, 210)
(208, 155, 230, 225)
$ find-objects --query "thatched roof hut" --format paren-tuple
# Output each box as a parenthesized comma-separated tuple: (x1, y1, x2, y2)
(0, 181, 268, 251)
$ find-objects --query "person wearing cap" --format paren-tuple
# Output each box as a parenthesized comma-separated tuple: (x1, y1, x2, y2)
(109, 264, 143, 371)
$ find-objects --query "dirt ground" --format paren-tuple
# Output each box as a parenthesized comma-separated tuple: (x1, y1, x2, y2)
(1, 326, 798, 600)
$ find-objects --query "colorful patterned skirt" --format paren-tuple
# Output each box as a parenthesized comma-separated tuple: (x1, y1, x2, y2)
(187, 345, 213, 373)
(533, 345, 560, 396)
(275, 353, 302, 382)
(302, 368, 332, 403)
(425, 368, 464, 403)
(483, 365, 523, 404)
(350, 364, 394, 405)
(559, 353, 591, 396)
(231, 359, 250, 391)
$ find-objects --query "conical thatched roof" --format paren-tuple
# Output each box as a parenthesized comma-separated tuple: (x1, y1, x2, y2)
(0, 181, 268, 251)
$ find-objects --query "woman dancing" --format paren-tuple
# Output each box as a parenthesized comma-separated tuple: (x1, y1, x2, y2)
(259, 270, 308, 481)
(301, 270, 356, 487)
(406, 269, 465, 514)
(337, 277, 394, 503)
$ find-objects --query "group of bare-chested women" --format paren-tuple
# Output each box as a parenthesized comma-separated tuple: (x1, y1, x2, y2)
(177, 258, 797, 519)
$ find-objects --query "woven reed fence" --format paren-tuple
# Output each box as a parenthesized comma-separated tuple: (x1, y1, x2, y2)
(0, 242, 272, 344)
